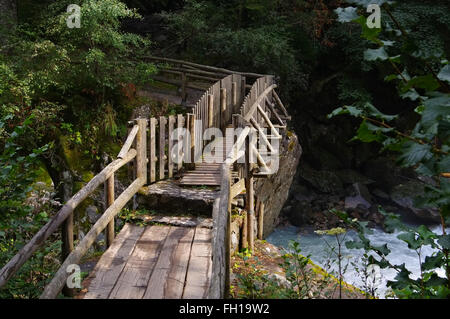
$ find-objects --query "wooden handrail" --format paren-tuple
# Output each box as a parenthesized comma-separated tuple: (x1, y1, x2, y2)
(147, 56, 265, 79)
(208, 163, 231, 299)
(117, 125, 138, 159)
(40, 177, 145, 299)
(243, 84, 277, 121)
(0, 149, 137, 288)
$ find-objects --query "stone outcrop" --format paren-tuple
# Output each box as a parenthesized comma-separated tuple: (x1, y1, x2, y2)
(254, 131, 302, 237)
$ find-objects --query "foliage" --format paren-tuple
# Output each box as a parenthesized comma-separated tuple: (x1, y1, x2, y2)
(334, 209, 450, 298)
(235, 241, 342, 299)
(329, 0, 450, 298)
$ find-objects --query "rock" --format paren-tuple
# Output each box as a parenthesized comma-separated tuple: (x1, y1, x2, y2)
(371, 188, 390, 200)
(345, 183, 372, 209)
(335, 169, 374, 185)
(288, 200, 313, 227)
(362, 157, 415, 192)
(255, 132, 302, 236)
(86, 205, 100, 224)
(390, 181, 441, 223)
(298, 164, 344, 194)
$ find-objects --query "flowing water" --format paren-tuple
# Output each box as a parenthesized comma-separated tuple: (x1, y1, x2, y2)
(266, 223, 448, 298)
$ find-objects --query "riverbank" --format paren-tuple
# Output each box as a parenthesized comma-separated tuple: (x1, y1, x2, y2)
(230, 240, 366, 299)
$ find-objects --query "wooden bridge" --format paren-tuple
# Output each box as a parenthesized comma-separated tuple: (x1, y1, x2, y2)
(0, 57, 290, 299)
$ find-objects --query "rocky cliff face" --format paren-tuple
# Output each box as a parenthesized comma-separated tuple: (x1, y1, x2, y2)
(255, 131, 302, 237)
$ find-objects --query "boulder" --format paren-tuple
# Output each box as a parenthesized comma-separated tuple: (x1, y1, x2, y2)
(345, 183, 373, 209)
(390, 181, 441, 223)
(255, 132, 302, 236)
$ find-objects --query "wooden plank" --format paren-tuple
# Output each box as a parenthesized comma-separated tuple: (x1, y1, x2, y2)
(168, 116, 175, 178)
(159, 116, 167, 180)
(84, 224, 144, 299)
(182, 227, 212, 299)
(108, 225, 170, 299)
(143, 227, 194, 299)
(230, 178, 245, 199)
(164, 227, 195, 299)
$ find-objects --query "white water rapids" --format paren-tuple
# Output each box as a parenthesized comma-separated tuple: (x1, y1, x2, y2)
(266, 223, 448, 298)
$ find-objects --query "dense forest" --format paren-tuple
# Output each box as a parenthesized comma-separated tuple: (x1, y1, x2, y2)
(0, 0, 449, 300)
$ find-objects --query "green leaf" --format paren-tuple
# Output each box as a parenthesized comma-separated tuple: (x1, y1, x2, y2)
(437, 65, 450, 84)
(404, 74, 440, 92)
(353, 120, 382, 143)
(363, 103, 397, 121)
(398, 142, 433, 166)
(397, 232, 421, 250)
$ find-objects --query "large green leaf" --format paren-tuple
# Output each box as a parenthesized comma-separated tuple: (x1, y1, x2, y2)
(404, 74, 441, 92)
(398, 142, 433, 166)
(353, 120, 382, 142)
(397, 232, 421, 250)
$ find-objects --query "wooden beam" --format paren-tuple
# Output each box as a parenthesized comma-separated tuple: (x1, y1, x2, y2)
(230, 178, 246, 200)
(243, 84, 277, 121)
(149, 118, 157, 183)
(136, 119, 147, 184)
(168, 115, 175, 178)
(177, 114, 184, 172)
(105, 175, 115, 248)
(249, 117, 276, 153)
(208, 94, 214, 128)
(257, 104, 281, 138)
(258, 202, 265, 240)
(117, 125, 139, 159)
(273, 90, 289, 117)
(159, 116, 167, 180)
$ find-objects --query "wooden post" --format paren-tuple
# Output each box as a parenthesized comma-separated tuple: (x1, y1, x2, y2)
(159, 116, 167, 180)
(225, 166, 232, 297)
(61, 212, 74, 297)
(245, 134, 255, 251)
(232, 81, 237, 114)
(105, 175, 115, 247)
(168, 115, 175, 178)
(189, 114, 195, 170)
(242, 212, 248, 250)
(136, 118, 147, 183)
(241, 77, 246, 101)
(258, 202, 264, 240)
(221, 88, 227, 130)
(149, 118, 157, 183)
(177, 114, 184, 173)
(181, 72, 187, 103)
(208, 94, 214, 128)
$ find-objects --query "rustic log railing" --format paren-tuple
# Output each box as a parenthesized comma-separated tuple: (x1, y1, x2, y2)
(0, 59, 290, 299)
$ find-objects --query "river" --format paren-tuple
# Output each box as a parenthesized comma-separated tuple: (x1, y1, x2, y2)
(266, 222, 448, 298)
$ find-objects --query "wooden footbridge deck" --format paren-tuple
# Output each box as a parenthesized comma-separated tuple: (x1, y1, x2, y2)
(0, 57, 290, 299)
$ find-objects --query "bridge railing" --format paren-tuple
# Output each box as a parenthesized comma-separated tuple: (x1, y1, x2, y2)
(0, 119, 149, 298)
(146, 56, 264, 104)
